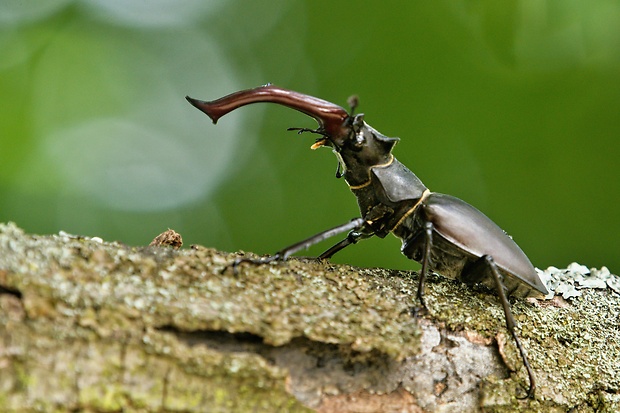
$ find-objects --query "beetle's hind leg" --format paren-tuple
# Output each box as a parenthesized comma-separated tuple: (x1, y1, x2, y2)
(465, 255, 536, 399)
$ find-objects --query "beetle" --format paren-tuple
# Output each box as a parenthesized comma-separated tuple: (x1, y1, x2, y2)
(186, 85, 549, 398)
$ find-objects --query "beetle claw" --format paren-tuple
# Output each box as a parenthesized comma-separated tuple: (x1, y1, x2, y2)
(515, 382, 535, 400)
(409, 305, 428, 318)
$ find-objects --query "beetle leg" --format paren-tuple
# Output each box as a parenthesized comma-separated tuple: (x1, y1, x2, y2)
(230, 218, 365, 273)
(273, 217, 364, 260)
(318, 237, 354, 260)
(476, 255, 536, 399)
(415, 222, 434, 313)
(318, 225, 372, 260)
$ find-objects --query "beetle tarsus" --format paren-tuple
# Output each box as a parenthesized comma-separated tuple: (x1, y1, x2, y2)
(225, 254, 281, 275)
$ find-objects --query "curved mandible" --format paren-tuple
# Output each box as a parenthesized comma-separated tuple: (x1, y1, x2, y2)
(186, 85, 351, 140)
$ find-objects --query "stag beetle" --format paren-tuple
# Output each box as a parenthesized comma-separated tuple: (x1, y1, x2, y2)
(186, 85, 548, 398)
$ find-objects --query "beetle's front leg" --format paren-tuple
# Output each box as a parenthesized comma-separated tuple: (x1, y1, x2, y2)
(318, 225, 374, 260)
(230, 218, 365, 273)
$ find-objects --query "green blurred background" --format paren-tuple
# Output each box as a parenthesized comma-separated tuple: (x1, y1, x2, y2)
(1, 1, 618, 273)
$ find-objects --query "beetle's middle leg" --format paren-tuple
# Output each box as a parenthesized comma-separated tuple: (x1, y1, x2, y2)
(400, 221, 434, 315)
(230, 217, 365, 272)
(318, 225, 376, 260)
(417, 222, 434, 311)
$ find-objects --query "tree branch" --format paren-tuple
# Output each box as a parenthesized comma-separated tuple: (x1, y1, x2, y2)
(0, 222, 618, 412)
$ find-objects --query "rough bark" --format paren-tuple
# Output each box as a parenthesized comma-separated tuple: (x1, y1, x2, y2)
(0, 222, 618, 412)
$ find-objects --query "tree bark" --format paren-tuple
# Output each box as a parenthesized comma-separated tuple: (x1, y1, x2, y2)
(0, 222, 618, 412)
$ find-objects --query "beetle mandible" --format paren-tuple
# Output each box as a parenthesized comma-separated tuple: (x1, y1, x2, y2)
(186, 85, 548, 398)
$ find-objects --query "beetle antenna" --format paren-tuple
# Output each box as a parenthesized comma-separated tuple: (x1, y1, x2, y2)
(347, 95, 359, 116)
(287, 127, 327, 136)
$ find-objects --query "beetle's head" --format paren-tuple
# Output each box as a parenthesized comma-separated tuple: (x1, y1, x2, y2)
(309, 112, 399, 184)
(186, 85, 398, 184)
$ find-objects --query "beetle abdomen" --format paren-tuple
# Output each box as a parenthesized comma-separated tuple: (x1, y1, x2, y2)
(402, 193, 548, 298)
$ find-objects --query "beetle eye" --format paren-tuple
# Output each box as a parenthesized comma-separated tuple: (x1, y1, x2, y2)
(349, 132, 365, 150)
